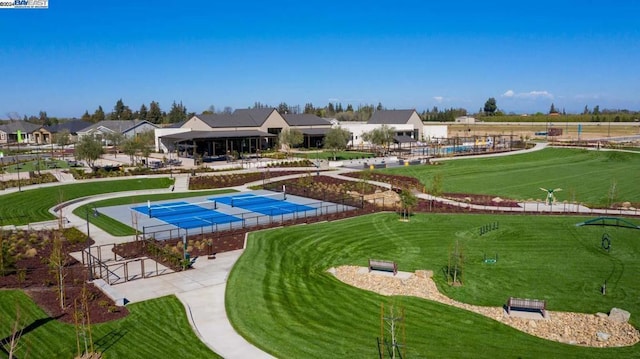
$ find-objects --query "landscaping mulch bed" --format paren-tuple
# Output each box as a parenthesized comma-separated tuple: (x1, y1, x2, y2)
(0, 229, 128, 324)
(189, 169, 323, 190)
(342, 171, 423, 191)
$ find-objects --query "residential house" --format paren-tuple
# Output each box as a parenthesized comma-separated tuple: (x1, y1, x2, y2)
(0, 121, 41, 145)
(32, 119, 91, 144)
(77, 120, 158, 144)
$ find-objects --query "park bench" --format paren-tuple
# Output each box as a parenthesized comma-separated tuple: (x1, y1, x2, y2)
(368, 259, 398, 276)
(507, 297, 547, 318)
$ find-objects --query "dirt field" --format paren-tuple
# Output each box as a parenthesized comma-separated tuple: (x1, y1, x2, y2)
(448, 122, 640, 141)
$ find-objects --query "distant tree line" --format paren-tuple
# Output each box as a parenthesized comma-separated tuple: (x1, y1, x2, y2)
(5, 97, 640, 127)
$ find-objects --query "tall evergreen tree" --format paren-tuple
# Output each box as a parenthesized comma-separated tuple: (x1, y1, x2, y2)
(121, 107, 133, 121)
(483, 98, 497, 116)
(81, 110, 91, 122)
(138, 104, 148, 121)
(167, 101, 187, 123)
(38, 111, 50, 126)
(277, 102, 290, 114)
(91, 106, 105, 123)
(327, 103, 335, 116)
(112, 98, 126, 120)
(304, 102, 315, 114)
(148, 101, 163, 124)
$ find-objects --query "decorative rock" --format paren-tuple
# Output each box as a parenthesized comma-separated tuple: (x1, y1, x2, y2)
(609, 308, 631, 323)
(595, 312, 608, 319)
(415, 270, 433, 278)
(332, 265, 640, 348)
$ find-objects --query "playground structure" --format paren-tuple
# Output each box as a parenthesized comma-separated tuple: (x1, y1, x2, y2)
(575, 216, 640, 230)
(479, 221, 499, 235)
(483, 253, 498, 264)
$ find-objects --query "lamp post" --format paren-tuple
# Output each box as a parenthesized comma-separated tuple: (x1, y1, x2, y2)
(16, 138, 21, 192)
(316, 140, 321, 176)
(85, 208, 91, 239)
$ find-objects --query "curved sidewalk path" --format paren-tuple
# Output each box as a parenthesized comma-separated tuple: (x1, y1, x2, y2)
(2, 144, 638, 359)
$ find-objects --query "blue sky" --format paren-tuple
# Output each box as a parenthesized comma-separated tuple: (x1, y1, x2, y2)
(1, 0, 639, 118)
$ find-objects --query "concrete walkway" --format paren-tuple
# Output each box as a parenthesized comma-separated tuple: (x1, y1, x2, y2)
(2, 144, 639, 359)
(61, 194, 274, 358)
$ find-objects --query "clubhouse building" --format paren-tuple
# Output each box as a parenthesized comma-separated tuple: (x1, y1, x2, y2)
(154, 108, 448, 159)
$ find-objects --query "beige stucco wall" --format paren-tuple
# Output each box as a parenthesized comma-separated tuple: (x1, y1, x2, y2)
(258, 110, 289, 132)
(182, 116, 213, 131)
(407, 111, 423, 139)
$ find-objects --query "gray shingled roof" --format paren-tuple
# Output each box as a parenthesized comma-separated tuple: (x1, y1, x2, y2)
(0, 121, 40, 134)
(282, 114, 331, 126)
(45, 119, 92, 134)
(80, 120, 156, 133)
(195, 108, 277, 128)
(368, 110, 417, 125)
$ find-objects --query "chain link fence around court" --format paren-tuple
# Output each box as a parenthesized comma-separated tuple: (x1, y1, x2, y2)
(141, 189, 369, 242)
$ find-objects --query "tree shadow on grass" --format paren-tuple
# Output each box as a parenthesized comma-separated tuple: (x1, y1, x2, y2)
(0, 315, 62, 359)
(94, 328, 128, 353)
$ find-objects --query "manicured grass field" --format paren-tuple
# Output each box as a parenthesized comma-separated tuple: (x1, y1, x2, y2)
(1, 159, 70, 173)
(73, 189, 237, 236)
(0, 178, 173, 225)
(0, 291, 219, 358)
(384, 148, 640, 207)
(227, 213, 640, 358)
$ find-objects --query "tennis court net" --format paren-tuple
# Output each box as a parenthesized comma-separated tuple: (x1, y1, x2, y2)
(148, 200, 217, 218)
(230, 193, 286, 207)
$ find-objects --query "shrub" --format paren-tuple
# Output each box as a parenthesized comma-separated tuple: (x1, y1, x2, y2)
(24, 247, 38, 258)
(62, 227, 88, 244)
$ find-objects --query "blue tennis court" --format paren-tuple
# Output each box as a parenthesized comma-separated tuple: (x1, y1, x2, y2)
(213, 193, 316, 216)
(131, 201, 242, 229)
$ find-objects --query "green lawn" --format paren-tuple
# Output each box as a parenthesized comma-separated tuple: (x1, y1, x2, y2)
(73, 189, 237, 236)
(1, 159, 70, 173)
(383, 148, 640, 207)
(227, 213, 640, 358)
(0, 291, 219, 358)
(0, 178, 173, 225)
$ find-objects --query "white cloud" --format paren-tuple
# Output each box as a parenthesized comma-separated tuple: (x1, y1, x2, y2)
(433, 96, 444, 103)
(502, 90, 553, 99)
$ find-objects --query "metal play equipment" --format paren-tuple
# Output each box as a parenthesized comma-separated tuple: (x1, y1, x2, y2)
(540, 187, 562, 205)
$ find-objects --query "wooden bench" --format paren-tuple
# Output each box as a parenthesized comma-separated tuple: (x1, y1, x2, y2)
(507, 297, 547, 318)
(368, 259, 398, 276)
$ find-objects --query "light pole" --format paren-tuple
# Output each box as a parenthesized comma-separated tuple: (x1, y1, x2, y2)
(316, 140, 321, 176)
(16, 139, 21, 192)
(85, 208, 91, 239)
